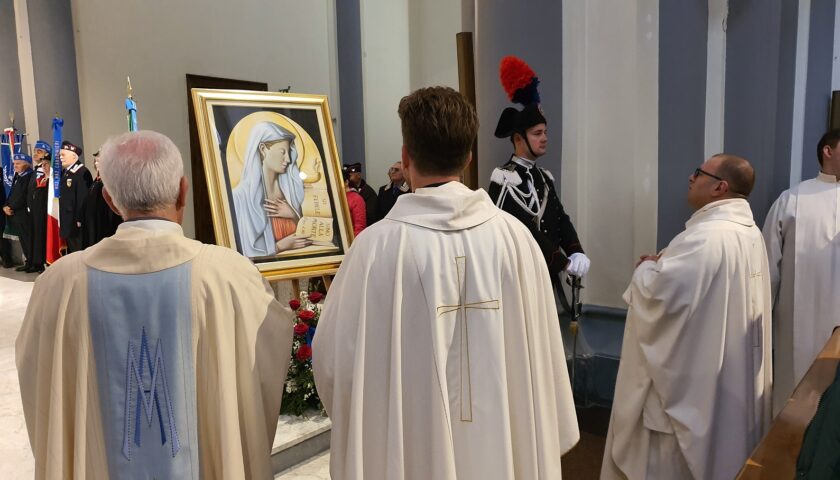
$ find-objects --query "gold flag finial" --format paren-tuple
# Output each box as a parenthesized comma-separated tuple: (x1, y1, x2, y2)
(8, 111, 13, 125)
(127, 76, 133, 99)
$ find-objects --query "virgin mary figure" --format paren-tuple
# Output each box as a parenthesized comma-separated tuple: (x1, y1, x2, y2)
(232, 121, 310, 257)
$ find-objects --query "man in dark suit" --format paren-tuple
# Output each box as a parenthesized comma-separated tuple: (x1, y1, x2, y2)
(2, 153, 34, 271)
(376, 161, 409, 221)
(58, 141, 93, 253)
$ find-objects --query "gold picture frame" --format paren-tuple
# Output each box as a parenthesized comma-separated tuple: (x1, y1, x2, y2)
(191, 89, 353, 281)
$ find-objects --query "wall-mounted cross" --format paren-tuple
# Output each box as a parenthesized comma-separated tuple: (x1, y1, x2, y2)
(436, 256, 500, 422)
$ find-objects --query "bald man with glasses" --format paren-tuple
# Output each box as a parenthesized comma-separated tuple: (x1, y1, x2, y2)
(602, 154, 773, 480)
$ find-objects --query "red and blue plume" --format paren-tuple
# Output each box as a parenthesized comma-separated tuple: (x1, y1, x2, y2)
(499, 56, 541, 106)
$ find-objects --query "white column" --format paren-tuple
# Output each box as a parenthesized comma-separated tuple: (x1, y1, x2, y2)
(634, 0, 659, 263)
(12, 0, 39, 141)
(461, 0, 475, 33)
(704, 0, 728, 159)
(359, 0, 461, 189)
(408, 0, 460, 90)
(562, 0, 659, 308)
(359, 0, 411, 189)
(790, 0, 811, 186)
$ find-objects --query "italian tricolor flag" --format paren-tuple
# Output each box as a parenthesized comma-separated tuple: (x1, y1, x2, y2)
(47, 117, 64, 264)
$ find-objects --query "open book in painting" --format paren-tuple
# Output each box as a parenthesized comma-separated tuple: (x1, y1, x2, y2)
(295, 187, 338, 247)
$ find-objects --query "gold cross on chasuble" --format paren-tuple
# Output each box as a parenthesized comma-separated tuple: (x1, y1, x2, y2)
(436, 256, 500, 422)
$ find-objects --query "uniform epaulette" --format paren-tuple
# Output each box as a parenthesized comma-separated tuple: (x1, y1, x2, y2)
(539, 167, 555, 183)
(490, 167, 522, 186)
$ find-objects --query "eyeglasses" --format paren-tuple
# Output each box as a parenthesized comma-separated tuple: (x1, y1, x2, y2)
(388, 168, 401, 173)
(693, 168, 724, 182)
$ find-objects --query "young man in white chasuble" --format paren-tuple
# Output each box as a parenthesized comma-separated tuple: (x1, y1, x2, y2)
(314, 86, 579, 480)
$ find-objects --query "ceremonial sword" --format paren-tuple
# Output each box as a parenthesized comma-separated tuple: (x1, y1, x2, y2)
(567, 275, 583, 396)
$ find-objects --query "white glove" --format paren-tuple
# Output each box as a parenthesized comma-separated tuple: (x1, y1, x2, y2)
(566, 253, 591, 277)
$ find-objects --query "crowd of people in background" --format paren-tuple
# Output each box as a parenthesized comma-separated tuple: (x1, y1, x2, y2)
(342, 159, 409, 236)
(7, 135, 419, 271)
(1, 140, 121, 273)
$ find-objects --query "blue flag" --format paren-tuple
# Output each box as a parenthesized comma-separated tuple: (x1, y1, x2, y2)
(1, 128, 23, 197)
(52, 117, 63, 197)
(126, 97, 138, 132)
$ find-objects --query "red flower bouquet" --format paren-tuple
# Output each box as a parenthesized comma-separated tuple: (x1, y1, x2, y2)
(282, 290, 326, 416)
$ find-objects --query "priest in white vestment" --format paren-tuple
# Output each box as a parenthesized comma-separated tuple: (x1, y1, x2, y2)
(602, 154, 773, 480)
(314, 87, 579, 480)
(763, 129, 840, 411)
(16, 131, 293, 480)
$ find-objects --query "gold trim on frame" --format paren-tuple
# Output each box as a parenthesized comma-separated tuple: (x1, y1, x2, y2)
(191, 88, 354, 281)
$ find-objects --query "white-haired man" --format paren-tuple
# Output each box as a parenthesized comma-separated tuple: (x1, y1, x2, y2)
(16, 131, 293, 479)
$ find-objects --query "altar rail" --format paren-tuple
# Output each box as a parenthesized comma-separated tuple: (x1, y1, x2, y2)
(737, 327, 840, 479)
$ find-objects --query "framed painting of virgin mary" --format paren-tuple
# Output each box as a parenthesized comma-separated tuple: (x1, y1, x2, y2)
(191, 89, 354, 281)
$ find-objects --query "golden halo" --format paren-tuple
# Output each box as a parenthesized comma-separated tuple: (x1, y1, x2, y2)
(226, 111, 323, 189)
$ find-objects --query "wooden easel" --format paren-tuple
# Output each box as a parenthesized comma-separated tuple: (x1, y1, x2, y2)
(290, 275, 333, 298)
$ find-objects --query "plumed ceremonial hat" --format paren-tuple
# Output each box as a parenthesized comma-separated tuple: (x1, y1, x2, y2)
(13, 153, 32, 164)
(342, 162, 362, 174)
(494, 56, 547, 139)
(34, 140, 52, 154)
(61, 140, 82, 157)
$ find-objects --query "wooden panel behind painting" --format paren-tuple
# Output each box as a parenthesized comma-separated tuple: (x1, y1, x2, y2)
(186, 74, 268, 243)
(457, 32, 478, 190)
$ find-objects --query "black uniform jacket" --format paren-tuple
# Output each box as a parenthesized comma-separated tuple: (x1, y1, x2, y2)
(488, 158, 583, 275)
(82, 178, 123, 248)
(59, 162, 93, 239)
(28, 168, 49, 266)
(356, 180, 379, 226)
(5, 170, 33, 226)
(376, 182, 409, 221)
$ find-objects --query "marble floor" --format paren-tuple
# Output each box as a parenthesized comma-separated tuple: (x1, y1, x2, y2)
(0, 271, 37, 479)
(276, 451, 330, 479)
(274, 411, 331, 452)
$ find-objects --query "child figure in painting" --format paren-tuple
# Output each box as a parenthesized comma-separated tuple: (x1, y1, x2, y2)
(232, 121, 312, 256)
